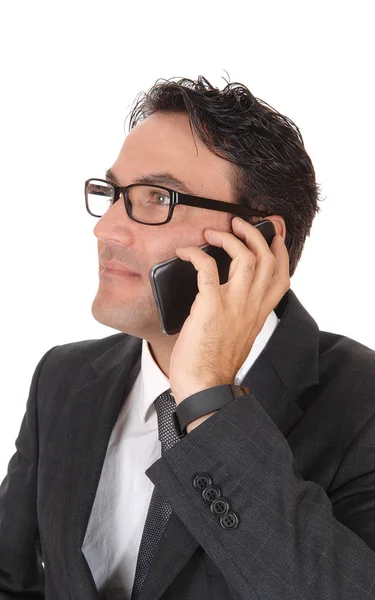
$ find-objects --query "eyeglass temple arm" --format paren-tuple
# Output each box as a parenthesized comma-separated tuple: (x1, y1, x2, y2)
(86, 182, 269, 217)
(176, 194, 269, 217)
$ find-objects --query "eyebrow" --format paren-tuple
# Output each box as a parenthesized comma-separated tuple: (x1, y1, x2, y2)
(105, 168, 195, 195)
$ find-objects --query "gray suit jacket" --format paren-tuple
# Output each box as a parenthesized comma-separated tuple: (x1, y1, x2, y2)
(1, 288, 375, 599)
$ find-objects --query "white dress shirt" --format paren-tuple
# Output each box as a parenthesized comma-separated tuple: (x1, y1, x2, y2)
(81, 310, 280, 599)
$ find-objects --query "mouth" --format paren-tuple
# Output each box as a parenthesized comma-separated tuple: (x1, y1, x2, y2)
(100, 268, 139, 277)
(100, 261, 140, 277)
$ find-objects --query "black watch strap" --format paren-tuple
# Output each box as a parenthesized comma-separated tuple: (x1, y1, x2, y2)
(172, 384, 250, 438)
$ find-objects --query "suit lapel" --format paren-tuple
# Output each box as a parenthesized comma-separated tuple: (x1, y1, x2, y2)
(60, 335, 142, 594)
(240, 287, 320, 437)
(60, 287, 320, 600)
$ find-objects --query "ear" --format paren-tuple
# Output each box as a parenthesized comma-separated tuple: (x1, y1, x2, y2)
(265, 216, 286, 241)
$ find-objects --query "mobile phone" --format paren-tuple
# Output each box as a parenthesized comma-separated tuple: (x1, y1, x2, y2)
(149, 219, 276, 335)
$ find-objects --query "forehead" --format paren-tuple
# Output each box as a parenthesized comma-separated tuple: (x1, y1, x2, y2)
(113, 112, 234, 200)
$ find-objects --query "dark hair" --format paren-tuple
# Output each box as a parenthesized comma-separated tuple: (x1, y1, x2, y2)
(126, 75, 323, 277)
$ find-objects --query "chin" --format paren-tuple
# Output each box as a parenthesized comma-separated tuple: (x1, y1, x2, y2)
(90, 294, 152, 337)
(91, 300, 113, 328)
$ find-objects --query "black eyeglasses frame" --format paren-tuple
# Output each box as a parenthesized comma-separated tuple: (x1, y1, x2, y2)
(84, 178, 272, 225)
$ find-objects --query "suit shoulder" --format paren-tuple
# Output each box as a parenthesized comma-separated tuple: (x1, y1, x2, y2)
(319, 329, 375, 369)
(40, 332, 134, 372)
(318, 329, 375, 404)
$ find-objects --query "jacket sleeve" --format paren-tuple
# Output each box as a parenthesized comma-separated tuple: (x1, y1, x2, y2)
(146, 391, 375, 599)
(0, 346, 57, 599)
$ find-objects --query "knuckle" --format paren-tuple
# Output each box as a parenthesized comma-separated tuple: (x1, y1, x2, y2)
(202, 270, 217, 286)
(263, 252, 276, 268)
(268, 252, 277, 265)
(243, 263, 254, 284)
(263, 254, 276, 276)
(204, 253, 217, 266)
(246, 251, 256, 264)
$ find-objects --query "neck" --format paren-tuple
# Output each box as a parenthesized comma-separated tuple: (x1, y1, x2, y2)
(146, 335, 179, 379)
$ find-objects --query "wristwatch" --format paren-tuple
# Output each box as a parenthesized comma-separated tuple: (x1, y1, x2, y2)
(171, 384, 250, 438)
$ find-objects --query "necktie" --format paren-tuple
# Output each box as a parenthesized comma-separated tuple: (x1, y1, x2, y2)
(131, 389, 181, 599)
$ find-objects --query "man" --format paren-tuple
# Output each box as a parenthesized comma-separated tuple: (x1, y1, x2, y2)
(0, 75, 374, 599)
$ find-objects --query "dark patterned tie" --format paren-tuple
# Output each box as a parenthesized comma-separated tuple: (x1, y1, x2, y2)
(131, 389, 181, 599)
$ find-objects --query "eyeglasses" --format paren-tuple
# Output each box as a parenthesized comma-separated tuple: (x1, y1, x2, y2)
(84, 178, 272, 225)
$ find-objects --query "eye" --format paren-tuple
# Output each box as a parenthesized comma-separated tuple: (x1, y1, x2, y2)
(152, 191, 170, 205)
(142, 187, 170, 205)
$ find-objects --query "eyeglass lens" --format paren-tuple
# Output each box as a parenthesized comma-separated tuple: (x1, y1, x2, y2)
(86, 180, 171, 224)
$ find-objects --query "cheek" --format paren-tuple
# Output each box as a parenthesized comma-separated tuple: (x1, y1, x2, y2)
(145, 215, 230, 268)
(188, 214, 231, 244)
(147, 226, 192, 257)
(167, 227, 207, 252)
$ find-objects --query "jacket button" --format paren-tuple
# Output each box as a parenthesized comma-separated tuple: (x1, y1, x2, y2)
(202, 484, 221, 503)
(219, 511, 239, 529)
(210, 497, 230, 516)
(192, 473, 212, 490)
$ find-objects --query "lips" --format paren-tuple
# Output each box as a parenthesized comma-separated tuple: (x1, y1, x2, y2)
(100, 261, 139, 275)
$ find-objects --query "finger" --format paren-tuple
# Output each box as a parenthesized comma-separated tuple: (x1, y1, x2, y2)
(204, 221, 289, 313)
(175, 246, 221, 299)
(231, 216, 275, 256)
(250, 234, 290, 318)
(229, 218, 289, 300)
(203, 227, 258, 293)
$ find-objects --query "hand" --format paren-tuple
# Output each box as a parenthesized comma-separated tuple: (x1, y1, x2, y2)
(169, 217, 290, 406)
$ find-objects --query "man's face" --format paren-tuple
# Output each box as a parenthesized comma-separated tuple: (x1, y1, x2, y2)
(92, 111, 238, 340)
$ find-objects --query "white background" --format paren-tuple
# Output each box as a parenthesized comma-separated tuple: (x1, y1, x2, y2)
(0, 1, 374, 477)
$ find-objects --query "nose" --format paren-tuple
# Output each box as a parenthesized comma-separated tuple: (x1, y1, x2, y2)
(93, 194, 136, 244)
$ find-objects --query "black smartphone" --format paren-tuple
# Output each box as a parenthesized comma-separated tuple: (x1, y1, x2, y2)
(149, 219, 276, 335)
